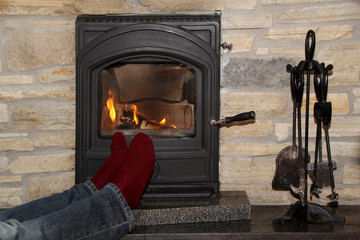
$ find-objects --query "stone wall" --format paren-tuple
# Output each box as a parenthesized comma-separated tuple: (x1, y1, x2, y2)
(0, 0, 359, 207)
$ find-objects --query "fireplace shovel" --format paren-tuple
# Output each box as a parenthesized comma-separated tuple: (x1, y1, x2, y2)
(272, 65, 308, 193)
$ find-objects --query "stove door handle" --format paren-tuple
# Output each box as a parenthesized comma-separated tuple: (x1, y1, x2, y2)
(225, 111, 256, 124)
(210, 111, 256, 126)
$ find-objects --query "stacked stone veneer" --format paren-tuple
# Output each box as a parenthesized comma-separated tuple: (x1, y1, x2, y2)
(0, 0, 359, 208)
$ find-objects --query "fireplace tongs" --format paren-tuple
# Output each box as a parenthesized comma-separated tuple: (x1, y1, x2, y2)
(210, 111, 256, 127)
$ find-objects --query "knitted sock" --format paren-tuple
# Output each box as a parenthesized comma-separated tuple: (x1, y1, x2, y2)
(111, 133, 155, 209)
(91, 132, 128, 190)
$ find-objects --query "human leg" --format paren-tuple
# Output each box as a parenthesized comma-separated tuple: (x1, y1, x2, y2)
(0, 132, 127, 223)
(0, 132, 153, 239)
(0, 183, 134, 240)
(0, 180, 96, 223)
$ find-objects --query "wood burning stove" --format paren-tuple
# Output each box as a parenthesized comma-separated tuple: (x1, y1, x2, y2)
(75, 14, 221, 197)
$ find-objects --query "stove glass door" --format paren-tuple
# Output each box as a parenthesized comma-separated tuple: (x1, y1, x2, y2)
(99, 58, 196, 138)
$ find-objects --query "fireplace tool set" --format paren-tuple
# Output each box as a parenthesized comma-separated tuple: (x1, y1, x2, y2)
(272, 30, 345, 223)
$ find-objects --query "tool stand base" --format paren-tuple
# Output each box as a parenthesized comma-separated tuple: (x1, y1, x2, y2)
(279, 201, 345, 224)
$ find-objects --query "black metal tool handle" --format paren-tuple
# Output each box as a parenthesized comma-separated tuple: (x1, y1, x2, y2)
(210, 111, 256, 126)
(224, 111, 256, 124)
(305, 30, 316, 62)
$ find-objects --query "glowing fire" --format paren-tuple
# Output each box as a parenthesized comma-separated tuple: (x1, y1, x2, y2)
(130, 104, 139, 125)
(106, 93, 177, 129)
(159, 118, 166, 128)
(156, 118, 176, 129)
(106, 90, 116, 122)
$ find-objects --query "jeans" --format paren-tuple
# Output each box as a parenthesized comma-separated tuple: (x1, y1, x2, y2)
(0, 181, 134, 240)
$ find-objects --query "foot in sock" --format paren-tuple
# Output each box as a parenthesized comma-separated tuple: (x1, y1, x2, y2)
(111, 133, 155, 209)
(91, 132, 128, 190)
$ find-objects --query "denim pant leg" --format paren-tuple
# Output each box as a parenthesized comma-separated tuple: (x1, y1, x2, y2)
(0, 181, 97, 223)
(0, 183, 134, 240)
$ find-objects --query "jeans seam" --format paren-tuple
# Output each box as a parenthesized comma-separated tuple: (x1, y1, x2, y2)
(106, 183, 135, 229)
(84, 180, 98, 195)
(75, 220, 132, 240)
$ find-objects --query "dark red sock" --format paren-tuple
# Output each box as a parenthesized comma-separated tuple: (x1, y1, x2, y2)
(91, 132, 128, 190)
(111, 133, 155, 209)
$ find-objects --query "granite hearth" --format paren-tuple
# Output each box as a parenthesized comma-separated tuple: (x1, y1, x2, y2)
(125, 205, 360, 240)
(133, 191, 250, 226)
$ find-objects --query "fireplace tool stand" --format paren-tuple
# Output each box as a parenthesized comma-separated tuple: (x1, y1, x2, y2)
(277, 30, 344, 224)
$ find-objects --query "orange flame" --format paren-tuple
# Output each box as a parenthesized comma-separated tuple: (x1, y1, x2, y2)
(130, 104, 139, 125)
(125, 104, 177, 129)
(106, 90, 116, 122)
(159, 118, 166, 128)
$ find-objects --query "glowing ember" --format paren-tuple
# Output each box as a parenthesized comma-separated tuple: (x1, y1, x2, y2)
(106, 90, 116, 122)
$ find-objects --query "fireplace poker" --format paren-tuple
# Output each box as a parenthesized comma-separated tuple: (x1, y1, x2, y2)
(294, 29, 318, 205)
(309, 63, 337, 200)
(319, 65, 339, 202)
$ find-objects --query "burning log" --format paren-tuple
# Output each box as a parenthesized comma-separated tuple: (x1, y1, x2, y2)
(116, 108, 175, 130)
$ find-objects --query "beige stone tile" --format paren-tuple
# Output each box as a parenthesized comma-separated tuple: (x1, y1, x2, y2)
(221, 120, 273, 138)
(220, 185, 290, 204)
(139, 0, 256, 11)
(275, 123, 291, 142)
(6, 29, 74, 70)
(222, 34, 255, 52)
(343, 165, 360, 184)
(0, 156, 10, 173)
(262, 0, 334, 5)
(0, 84, 75, 101)
(279, 3, 360, 23)
(41, 66, 75, 83)
(0, 0, 129, 14)
(264, 25, 354, 40)
(220, 142, 289, 156)
(256, 48, 269, 55)
(331, 142, 360, 159)
(0, 104, 9, 123)
(0, 175, 22, 183)
(223, 15, 272, 29)
(0, 75, 34, 85)
(11, 100, 75, 130)
(0, 188, 22, 207)
(221, 92, 288, 117)
(0, 138, 33, 151)
(10, 153, 75, 174)
(29, 172, 75, 201)
(302, 93, 349, 115)
(319, 44, 360, 87)
(34, 132, 75, 149)
(336, 187, 360, 202)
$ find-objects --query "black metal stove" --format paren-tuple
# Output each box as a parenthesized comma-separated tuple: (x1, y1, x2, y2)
(75, 14, 221, 197)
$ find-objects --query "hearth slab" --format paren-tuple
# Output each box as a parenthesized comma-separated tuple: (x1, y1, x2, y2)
(133, 191, 250, 226)
(124, 205, 360, 240)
